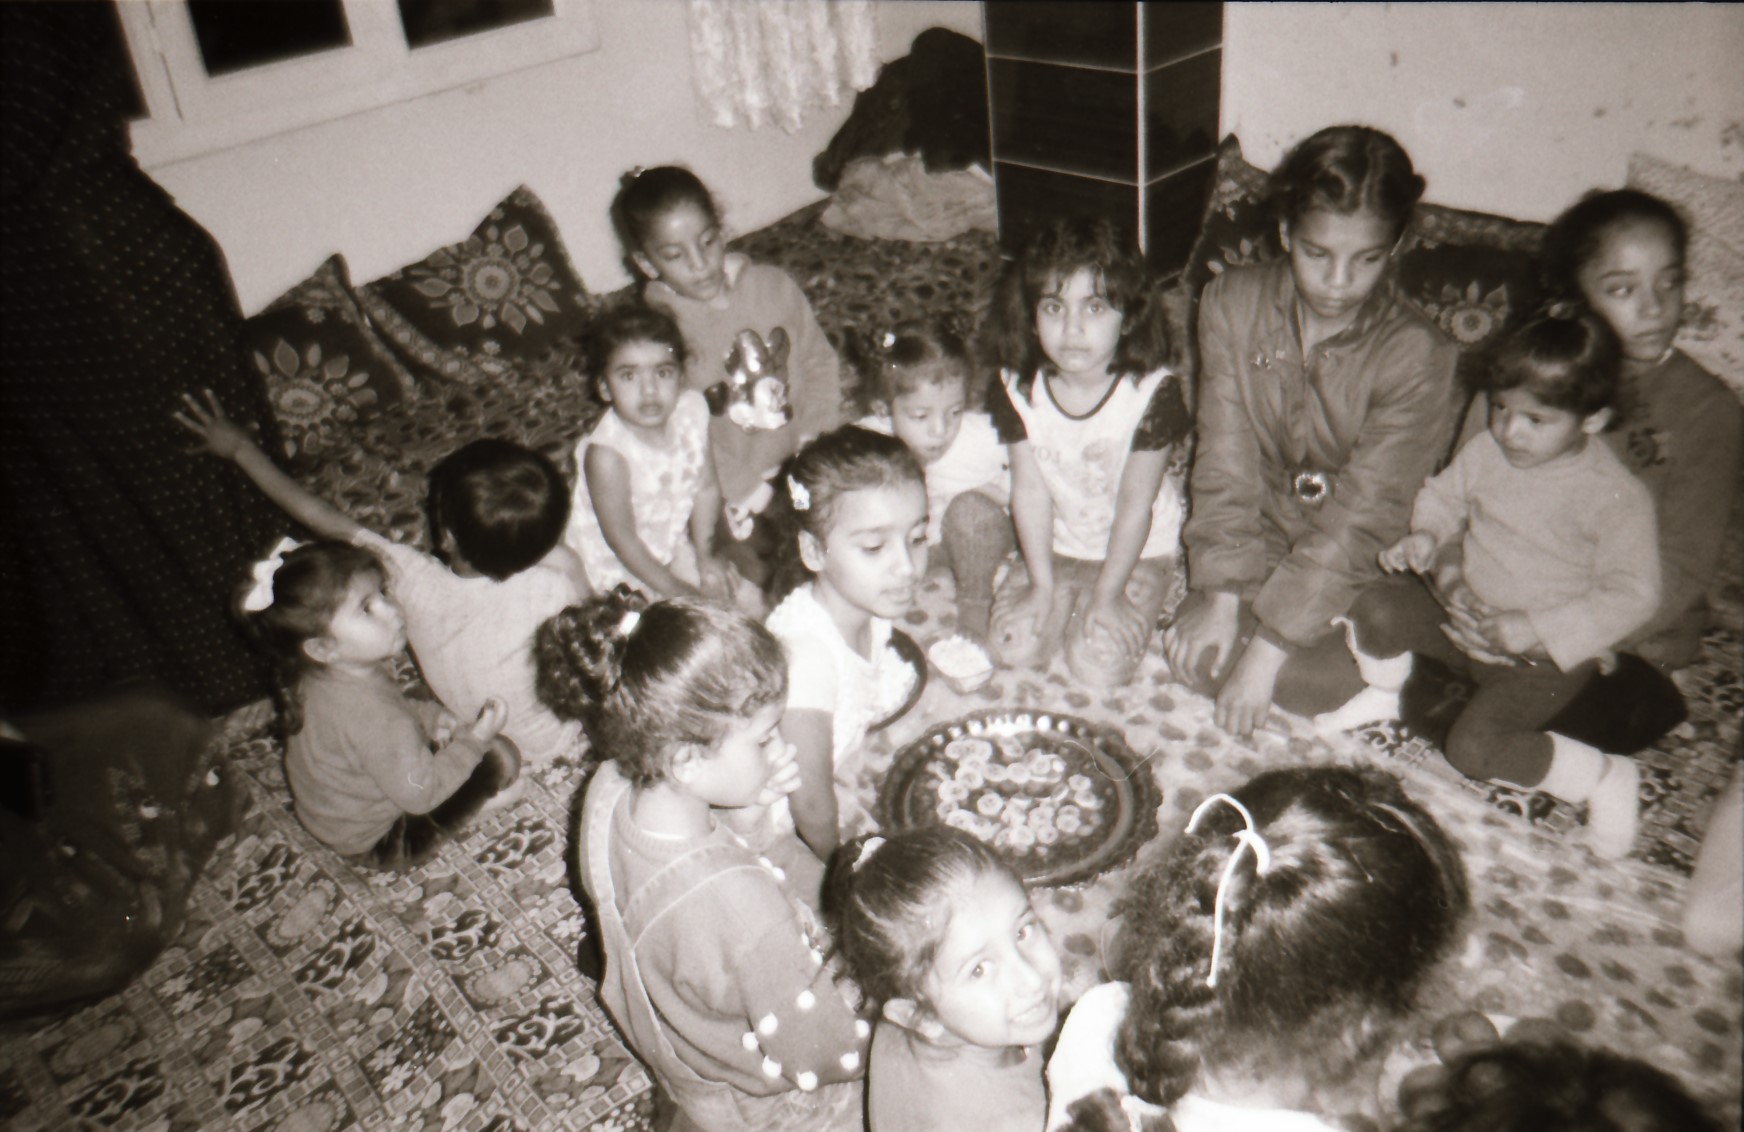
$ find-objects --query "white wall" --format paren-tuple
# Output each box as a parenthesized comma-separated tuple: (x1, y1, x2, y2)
(1223, 3, 1743, 221)
(145, 0, 983, 315)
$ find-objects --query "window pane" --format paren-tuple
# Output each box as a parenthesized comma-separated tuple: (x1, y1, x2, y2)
(188, 0, 351, 76)
(398, 0, 555, 50)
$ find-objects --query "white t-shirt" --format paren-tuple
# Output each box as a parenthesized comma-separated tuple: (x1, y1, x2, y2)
(567, 390, 710, 593)
(355, 530, 583, 765)
(856, 410, 1010, 545)
(992, 367, 1189, 561)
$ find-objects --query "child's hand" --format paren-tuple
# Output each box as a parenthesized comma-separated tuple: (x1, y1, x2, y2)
(469, 697, 508, 743)
(1439, 597, 1517, 667)
(1380, 532, 1438, 574)
(1163, 590, 1240, 687)
(1080, 590, 1148, 661)
(992, 583, 1052, 667)
(172, 389, 255, 460)
(696, 553, 734, 602)
(430, 707, 460, 748)
(1480, 610, 1542, 659)
(755, 737, 802, 808)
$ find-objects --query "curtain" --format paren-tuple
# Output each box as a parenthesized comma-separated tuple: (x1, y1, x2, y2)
(688, 0, 878, 133)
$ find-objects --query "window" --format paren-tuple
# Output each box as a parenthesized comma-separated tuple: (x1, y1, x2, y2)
(119, 0, 597, 168)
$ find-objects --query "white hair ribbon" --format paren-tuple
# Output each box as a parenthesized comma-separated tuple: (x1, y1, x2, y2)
(787, 476, 811, 512)
(618, 609, 641, 638)
(1185, 793, 1272, 989)
(853, 836, 885, 871)
(241, 536, 302, 613)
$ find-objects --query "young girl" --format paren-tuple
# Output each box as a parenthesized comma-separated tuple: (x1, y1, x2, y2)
(1323, 307, 1669, 860)
(983, 215, 1191, 688)
(564, 303, 757, 613)
(537, 587, 866, 1132)
(764, 425, 930, 860)
(1164, 125, 1463, 736)
(613, 166, 846, 586)
(851, 320, 1012, 639)
(1539, 189, 1742, 676)
(1045, 766, 1470, 1132)
(827, 828, 1064, 1132)
(245, 539, 520, 867)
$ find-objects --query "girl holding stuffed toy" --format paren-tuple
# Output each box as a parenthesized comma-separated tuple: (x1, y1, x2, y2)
(613, 165, 845, 588)
(1164, 124, 1463, 736)
(851, 319, 1012, 640)
(564, 303, 760, 614)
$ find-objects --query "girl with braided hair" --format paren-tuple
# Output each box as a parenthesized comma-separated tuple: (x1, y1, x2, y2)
(1045, 766, 1470, 1132)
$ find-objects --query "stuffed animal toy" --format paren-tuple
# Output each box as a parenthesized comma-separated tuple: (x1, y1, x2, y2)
(706, 328, 792, 432)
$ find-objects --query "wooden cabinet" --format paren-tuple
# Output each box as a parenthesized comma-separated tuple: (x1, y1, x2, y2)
(983, 1, 1222, 277)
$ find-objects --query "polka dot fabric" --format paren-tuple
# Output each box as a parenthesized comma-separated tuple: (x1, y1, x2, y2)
(2, 3, 286, 715)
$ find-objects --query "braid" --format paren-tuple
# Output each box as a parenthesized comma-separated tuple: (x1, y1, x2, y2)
(1113, 839, 1229, 1106)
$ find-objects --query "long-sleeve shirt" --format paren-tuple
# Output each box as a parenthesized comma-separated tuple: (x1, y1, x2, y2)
(1456, 350, 1742, 669)
(870, 1019, 1047, 1132)
(1413, 430, 1660, 671)
(646, 253, 844, 505)
(1183, 259, 1462, 648)
(285, 664, 487, 855)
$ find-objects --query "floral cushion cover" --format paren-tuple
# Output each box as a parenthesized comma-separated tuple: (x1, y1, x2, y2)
(239, 254, 418, 469)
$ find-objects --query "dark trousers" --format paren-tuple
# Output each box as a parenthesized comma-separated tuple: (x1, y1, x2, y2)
(364, 742, 515, 869)
(1348, 579, 1684, 785)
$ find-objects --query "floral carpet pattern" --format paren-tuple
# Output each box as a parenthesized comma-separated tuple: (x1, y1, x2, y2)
(2, 205, 1738, 1131)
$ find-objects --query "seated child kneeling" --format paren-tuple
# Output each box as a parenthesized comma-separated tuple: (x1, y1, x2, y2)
(1317, 306, 1674, 860)
(983, 216, 1191, 687)
(851, 320, 1013, 640)
(827, 829, 1064, 1132)
(244, 539, 519, 866)
(1046, 766, 1469, 1132)
(564, 303, 759, 614)
(177, 392, 588, 765)
(537, 588, 866, 1132)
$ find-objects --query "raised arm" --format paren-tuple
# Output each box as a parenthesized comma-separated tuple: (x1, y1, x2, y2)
(174, 389, 362, 543)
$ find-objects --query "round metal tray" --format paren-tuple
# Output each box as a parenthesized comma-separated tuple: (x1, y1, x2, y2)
(877, 710, 1161, 888)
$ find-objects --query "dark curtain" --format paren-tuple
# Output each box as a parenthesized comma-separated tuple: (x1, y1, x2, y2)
(1, 1, 287, 716)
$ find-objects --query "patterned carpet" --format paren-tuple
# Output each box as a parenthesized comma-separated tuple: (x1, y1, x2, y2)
(1, 203, 1738, 1131)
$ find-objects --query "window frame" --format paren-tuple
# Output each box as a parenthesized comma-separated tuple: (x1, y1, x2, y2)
(118, 0, 599, 168)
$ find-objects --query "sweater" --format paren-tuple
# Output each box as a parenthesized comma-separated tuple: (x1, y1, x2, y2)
(1412, 430, 1660, 671)
(1183, 259, 1462, 648)
(646, 253, 844, 505)
(869, 1018, 1047, 1132)
(285, 664, 487, 855)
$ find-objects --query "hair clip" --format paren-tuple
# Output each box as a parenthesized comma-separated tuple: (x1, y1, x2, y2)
(788, 476, 811, 512)
(1185, 793, 1273, 989)
(853, 836, 886, 871)
(878, 330, 896, 351)
(241, 536, 302, 613)
(627, 165, 647, 181)
(1545, 299, 1579, 320)
(618, 609, 641, 638)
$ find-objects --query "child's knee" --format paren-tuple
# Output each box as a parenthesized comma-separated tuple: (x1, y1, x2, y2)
(942, 490, 1009, 540)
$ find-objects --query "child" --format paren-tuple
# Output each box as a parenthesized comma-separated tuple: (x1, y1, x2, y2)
(1046, 766, 1470, 1132)
(1164, 125, 1463, 736)
(176, 392, 587, 765)
(764, 425, 930, 860)
(1538, 189, 1742, 674)
(564, 303, 758, 613)
(983, 215, 1192, 687)
(826, 828, 1064, 1132)
(851, 320, 1013, 639)
(1325, 307, 1666, 860)
(1396, 1029, 1724, 1132)
(242, 539, 519, 866)
(613, 165, 845, 586)
(537, 587, 867, 1132)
